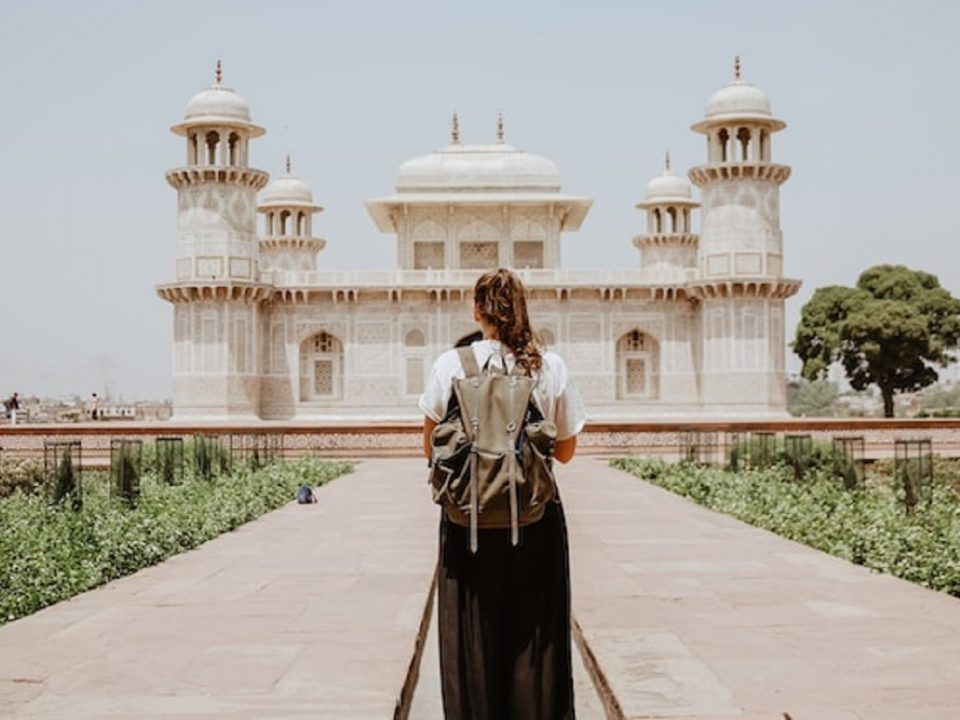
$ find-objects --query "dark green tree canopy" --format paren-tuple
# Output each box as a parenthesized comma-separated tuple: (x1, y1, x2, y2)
(792, 265, 960, 417)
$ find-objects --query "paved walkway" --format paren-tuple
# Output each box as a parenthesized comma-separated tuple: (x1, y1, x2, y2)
(2, 456, 960, 718)
(562, 457, 960, 720)
(0, 459, 438, 718)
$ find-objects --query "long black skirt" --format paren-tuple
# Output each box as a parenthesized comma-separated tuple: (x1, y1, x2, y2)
(437, 499, 575, 720)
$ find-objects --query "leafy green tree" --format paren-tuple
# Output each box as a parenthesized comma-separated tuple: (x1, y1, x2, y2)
(793, 265, 960, 417)
(788, 378, 839, 417)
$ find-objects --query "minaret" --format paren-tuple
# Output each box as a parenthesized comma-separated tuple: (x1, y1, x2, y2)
(156, 62, 270, 419)
(258, 156, 326, 273)
(633, 152, 699, 283)
(688, 58, 800, 414)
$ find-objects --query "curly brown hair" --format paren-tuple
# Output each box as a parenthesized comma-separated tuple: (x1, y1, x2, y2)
(473, 268, 543, 374)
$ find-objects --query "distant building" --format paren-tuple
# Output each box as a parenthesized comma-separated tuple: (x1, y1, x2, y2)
(158, 58, 800, 420)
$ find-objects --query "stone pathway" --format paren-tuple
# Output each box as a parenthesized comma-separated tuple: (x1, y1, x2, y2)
(2, 455, 960, 718)
(562, 456, 960, 720)
(0, 459, 438, 718)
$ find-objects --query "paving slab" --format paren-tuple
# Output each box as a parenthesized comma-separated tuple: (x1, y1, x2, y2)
(0, 458, 438, 718)
(561, 456, 960, 720)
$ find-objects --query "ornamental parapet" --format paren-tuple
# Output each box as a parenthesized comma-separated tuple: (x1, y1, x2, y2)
(259, 268, 704, 305)
(165, 166, 270, 190)
(688, 163, 790, 186)
(259, 237, 327, 252)
(632, 233, 699, 249)
(156, 282, 272, 304)
(686, 277, 801, 300)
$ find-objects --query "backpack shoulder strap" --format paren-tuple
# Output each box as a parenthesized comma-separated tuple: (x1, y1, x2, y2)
(456, 346, 481, 378)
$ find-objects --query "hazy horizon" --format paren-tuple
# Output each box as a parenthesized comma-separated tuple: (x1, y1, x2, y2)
(1, 0, 958, 400)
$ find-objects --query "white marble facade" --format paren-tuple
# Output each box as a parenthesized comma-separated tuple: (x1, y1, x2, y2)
(157, 59, 800, 420)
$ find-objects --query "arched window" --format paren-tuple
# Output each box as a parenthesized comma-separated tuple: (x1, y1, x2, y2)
(280, 210, 291, 236)
(299, 331, 343, 400)
(759, 129, 768, 161)
(717, 128, 730, 162)
(616, 330, 660, 400)
(297, 212, 306, 236)
(188, 133, 198, 165)
(737, 127, 751, 162)
(405, 329, 426, 347)
(653, 208, 663, 234)
(667, 207, 678, 234)
(205, 131, 220, 165)
(228, 133, 240, 166)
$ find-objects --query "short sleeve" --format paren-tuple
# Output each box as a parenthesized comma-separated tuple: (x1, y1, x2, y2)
(545, 354, 587, 441)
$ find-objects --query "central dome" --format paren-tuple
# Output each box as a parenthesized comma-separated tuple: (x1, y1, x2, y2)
(396, 144, 561, 192)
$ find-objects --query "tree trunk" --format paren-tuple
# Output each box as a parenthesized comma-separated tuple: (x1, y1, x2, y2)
(881, 386, 895, 418)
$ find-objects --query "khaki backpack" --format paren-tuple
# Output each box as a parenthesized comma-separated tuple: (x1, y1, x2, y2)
(429, 346, 558, 553)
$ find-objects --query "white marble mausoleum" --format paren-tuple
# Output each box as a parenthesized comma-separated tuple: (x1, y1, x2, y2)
(157, 59, 800, 420)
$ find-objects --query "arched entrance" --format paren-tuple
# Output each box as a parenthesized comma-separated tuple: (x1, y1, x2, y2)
(299, 331, 343, 401)
(616, 329, 660, 400)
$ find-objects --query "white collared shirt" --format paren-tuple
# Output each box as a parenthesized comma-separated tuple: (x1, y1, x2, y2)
(418, 339, 587, 441)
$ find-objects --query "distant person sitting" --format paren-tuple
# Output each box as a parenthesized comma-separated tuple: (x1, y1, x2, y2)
(89, 392, 99, 420)
(4, 392, 19, 425)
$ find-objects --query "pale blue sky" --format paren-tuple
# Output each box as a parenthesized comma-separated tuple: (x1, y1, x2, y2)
(1, 0, 958, 400)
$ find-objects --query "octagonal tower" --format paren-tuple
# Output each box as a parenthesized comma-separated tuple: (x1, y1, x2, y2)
(157, 62, 271, 419)
(258, 157, 326, 274)
(633, 153, 699, 283)
(688, 58, 800, 414)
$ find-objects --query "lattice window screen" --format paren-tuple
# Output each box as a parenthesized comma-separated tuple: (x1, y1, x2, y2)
(314, 360, 334, 396)
(313, 332, 339, 353)
(414, 242, 445, 269)
(460, 242, 498, 269)
(621, 330, 647, 352)
(513, 241, 543, 269)
(625, 358, 647, 395)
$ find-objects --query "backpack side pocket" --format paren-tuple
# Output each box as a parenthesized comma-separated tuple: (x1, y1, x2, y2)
(520, 420, 558, 508)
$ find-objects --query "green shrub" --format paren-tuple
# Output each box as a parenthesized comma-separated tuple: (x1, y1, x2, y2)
(0, 458, 45, 498)
(0, 457, 350, 625)
(613, 456, 960, 598)
(52, 447, 82, 510)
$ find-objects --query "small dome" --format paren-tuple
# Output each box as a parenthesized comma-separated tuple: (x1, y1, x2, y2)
(185, 84, 252, 123)
(172, 64, 265, 137)
(261, 175, 314, 206)
(644, 170, 693, 202)
(705, 79, 773, 121)
(396, 144, 561, 192)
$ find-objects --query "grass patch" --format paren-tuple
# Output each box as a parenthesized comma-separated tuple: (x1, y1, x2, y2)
(612, 456, 960, 597)
(0, 457, 350, 625)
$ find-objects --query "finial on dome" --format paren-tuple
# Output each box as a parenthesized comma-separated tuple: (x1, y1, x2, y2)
(665, 151, 671, 172)
(285, 154, 291, 174)
(215, 59, 223, 85)
(497, 112, 505, 144)
(451, 111, 460, 144)
(734, 55, 741, 80)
